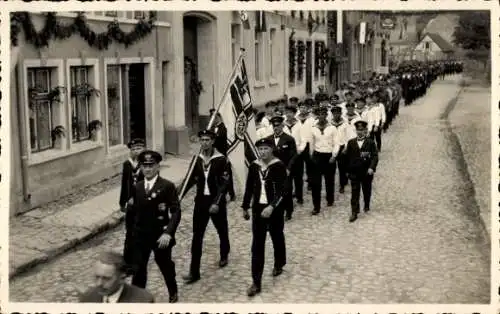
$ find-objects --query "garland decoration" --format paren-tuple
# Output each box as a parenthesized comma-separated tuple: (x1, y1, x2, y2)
(11, 11, 157, 50)
(296, 40, 306, 81)
(288, 39, 296, 83)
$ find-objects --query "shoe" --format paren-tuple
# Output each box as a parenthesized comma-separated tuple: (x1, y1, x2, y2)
(219, 258, 228, 268)
(169, 293, 178, 303)
(339, 187, 344, 194)
(272, 267, 283, 277)
(296, 199, 304, 205)
(285, 214, 292, 221)
(364, 207, 370, 213)
(247, 284, 261, 297)
(311, 209, 320, 215)
(349, 214, 358, 222)
(229, 195, 236, 202)
(327, 202, 334, 207)
(183, 274, 200, 284)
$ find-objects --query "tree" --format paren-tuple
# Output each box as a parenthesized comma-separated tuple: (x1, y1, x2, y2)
(452, 11, 490, 67)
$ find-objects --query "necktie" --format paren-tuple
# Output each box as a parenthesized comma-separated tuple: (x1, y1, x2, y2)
(146, 182, 151, 194)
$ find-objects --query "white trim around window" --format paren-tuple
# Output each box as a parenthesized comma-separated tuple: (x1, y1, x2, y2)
(103, 57, 156, 155)
(268, 24, 279, 86)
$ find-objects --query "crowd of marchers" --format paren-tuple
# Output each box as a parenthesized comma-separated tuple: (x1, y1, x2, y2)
(78, 59, 463, 303)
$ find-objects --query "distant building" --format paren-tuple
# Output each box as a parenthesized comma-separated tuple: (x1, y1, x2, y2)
(413, 32, 455, 61)
(9, 10, 327, 215)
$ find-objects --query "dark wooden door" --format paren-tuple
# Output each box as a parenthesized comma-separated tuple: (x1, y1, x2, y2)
(183, 17, 199, 136)
(128, 64, 146, 142)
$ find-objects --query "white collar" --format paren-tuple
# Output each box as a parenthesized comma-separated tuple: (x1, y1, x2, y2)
(199, 149, 224, 164)
(254, 158, 281, 171)
(104, 284, 124, 303)
(128, 158, 138, 168)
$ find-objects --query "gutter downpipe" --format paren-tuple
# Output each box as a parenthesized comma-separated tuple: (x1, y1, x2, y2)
(15, 64, 31, 204)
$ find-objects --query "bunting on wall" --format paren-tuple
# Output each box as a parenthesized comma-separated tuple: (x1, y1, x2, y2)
(255, 11, 267, 33)
(11, 11, 157, 50)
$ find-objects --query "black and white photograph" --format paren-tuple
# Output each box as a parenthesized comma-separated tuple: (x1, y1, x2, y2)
(6, 8, 493, 305)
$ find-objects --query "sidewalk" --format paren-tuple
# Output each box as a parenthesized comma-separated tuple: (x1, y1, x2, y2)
(448, 83, 492, 237)
(9, 153, 194, 279)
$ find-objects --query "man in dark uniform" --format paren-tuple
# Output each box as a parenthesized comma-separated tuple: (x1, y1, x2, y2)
(241, 138, 288, 297)
(209, 109, 236, 201)
(130, 150, 181, 303)
(343, 120, 378, 223)
(182, 130, 232, 284)
(119, 138, 145, 274)
(265, 116, 298, 221)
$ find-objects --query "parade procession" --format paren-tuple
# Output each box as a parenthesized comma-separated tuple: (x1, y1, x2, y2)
(92, 58, 463, 302)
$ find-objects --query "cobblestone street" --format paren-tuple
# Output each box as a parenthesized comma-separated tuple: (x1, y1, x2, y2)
(9, 76, 490, 303)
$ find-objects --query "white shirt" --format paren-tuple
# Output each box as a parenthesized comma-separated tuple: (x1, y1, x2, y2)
(103, 284, 124, 303)
(199, 150, 224, 196)
(144, 174, 159, 192)
(308, 122, 341, 156)
(261, 116, 271, 128)
(256, 125, 273, 140)
(359, 109, 375, 132)
(330, 118, 349, 147)
(258, 170, 268, 204)
(357, 138, 365, 149)
(283, 119, 302, 150)
(376, 103, 387, 125)
(295, 115, 315, 152)
(128, 158, 138, 169)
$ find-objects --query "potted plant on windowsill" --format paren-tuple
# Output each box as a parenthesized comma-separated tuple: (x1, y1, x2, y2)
(88, 120, 102, 142)
(51, 125, 66, 149)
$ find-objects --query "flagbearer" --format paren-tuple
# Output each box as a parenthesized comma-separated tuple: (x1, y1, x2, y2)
(343, 120, 378, 223)
(242, 138, 288, 297)
(119, 138, 145, 275)
(265, 116, 298, 221)
(182, 130, 232, 284)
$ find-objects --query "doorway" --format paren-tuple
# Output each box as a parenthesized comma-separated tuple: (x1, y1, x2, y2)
(128, 64, 146, 141)
(306, 41, 313, 95)
(184, 16, 200, 137)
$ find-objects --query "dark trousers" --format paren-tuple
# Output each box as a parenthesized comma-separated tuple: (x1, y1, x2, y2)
(374, 127, 382, 151)
(291, 156, 304, 202)
(227, 165, 235, 199)
(123, 210, 136, 269)
(190, 197, 230, 276)
(132, 234, 178, 297)
(335, 152, 348, 189)
(311, 152, 335, 210)
(350, 174, 374, 214)
(297, 144, 313, 188)
(283, 177, 294, 216)
(251, 204, 286, 288)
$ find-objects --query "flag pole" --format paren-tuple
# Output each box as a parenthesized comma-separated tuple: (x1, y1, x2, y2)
(178, 49, 245, 201)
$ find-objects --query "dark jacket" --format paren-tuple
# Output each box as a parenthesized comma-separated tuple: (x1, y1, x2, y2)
(131, 176, 181, 241)
(264, 133, 298, 171)
(119, 159, 144, 208)
(211, 122, 229, 156)
(79, 283, 155, 303)
(184, 150, 231, 206)
(242, 158, 287, 210)
(344, 137, 379, 179)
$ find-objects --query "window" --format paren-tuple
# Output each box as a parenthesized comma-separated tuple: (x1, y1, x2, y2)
(134, 11, 145, 19)
(269, 28, 277, 78)
(107, 64, 127, 146)
(27, 68, 57, 152)
(314, 42, 320, 80)
(105, 11, 118, 17)
(231, 24, 241, 67)
(425, 42, 430, 50)
(254, 30, 263, 81)
(70, 66, 93, 142)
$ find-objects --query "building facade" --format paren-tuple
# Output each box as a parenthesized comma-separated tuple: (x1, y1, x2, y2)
(413, 33, 455, 61)
(10, 10, 327, 215)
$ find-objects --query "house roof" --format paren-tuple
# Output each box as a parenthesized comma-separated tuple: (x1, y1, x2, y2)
(423, 32, 455, 52)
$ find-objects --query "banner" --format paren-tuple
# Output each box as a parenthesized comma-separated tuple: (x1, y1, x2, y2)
(336, 11, 343, 44)
(178, 54, 258, 200)
(240, 11, 251, 30)
(255, 11, 267, 33)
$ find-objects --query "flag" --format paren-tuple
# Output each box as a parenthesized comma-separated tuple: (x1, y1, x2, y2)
(240, 11, 251, 30)
(255, 11, 267, 33)
(359, 22, 366, 44)
(178, 56, 259, 200)
(336, 11, 343, 44)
